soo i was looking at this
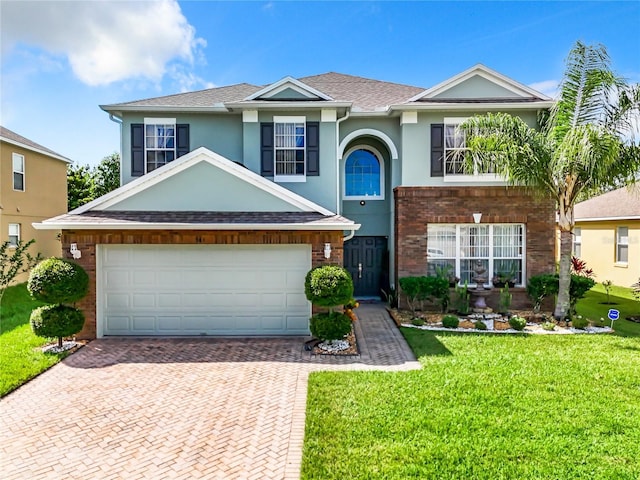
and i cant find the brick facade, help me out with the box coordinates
[61,229,344,340]
[394,186,556,310]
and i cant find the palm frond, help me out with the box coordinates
[549,41,618,142]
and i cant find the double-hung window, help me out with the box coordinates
[12,153,25,191]
[8,224,20,248]
[443,118,497,181]
[616,227,628,264]
[144,118,176,173]
[572,227,582,258]
[274,116,305,182]
[427,224,525,286]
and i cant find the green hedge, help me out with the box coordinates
[309,312,352,341]
[30,304,85,345]
[398,276,450,313]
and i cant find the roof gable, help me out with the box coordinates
[73,147,335,216]
[408,64,551,102]
[244,76,333,101]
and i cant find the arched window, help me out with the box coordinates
[344,148,384,199]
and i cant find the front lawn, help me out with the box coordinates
[576,283,640,337]
[302,330,640,479]
[0,283,72,397]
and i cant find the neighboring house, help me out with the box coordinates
[1,126,69,281]
[35,65,557,339]
[573,186,640,288]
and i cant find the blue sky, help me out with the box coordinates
[2,1,639,166]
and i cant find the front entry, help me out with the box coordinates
[344,236,388,297]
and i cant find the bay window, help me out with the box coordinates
[427,224,525,286]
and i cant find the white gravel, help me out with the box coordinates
[317,339,350,352]
[402,323,614,335]
[42,341,79,353]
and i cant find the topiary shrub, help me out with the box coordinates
[30,304,85,348]
[509,315,527,331]
[442,314,459,329]
[309,312,352,341]
[475,320,488,330]
[411,317,425,326]
[304,266,354,308]
[542,321,556,331]
[28,258,89,304]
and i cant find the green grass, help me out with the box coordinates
[302,330,640,479]
[576,284,640,337]
[0,283,72,397]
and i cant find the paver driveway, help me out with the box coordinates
[0,304,420,479]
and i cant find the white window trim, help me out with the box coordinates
[442,117,503,182]
[615,226,629,265]
[12,153,25,191]
[572,227,582,257]
[427,223,526,287]
[342,145,385,200]
[8,223,20,248]
[273,115,306,183]
[144,118,177,174]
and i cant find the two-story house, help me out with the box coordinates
[1,126,69,282]
[36,65,556,339]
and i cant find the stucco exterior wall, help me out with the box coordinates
[575,220,640,288]
[1,141,67,281]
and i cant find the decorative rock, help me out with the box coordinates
[317,339,350,352]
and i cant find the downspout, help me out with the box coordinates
[335,109,350,215]
[108,113,124,187]
[343,229,356,242]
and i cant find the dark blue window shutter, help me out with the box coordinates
[261,122,274,176]
[431,123,444,177]
[131,123,144,177]
[176,124,190,158]
[306,121,320,176]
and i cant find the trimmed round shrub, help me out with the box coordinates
[28,258,89,304]
[304,266,354,307]
[442,314,459,329]
[309,312,352,341]
[474,320,488,331]
[30,304,85,345]
[542,321,556,331]
[509,315,527,331]
[411,317,425,326]
[571,316,589,329]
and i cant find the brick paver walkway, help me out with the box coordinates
[0,303,420,479]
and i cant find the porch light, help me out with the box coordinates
[324,243,332,259]
[472,212,482,224]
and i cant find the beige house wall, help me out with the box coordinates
[1,141,67,282]
[576,219,640,288]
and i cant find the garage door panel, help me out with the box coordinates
[100,244,311,336]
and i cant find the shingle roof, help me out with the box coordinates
[574,185,640,220]
[41,211,356,228]
[105,83,261,108]
[0,125,70,162]
[299,72,425,111]
[102,73,425,112]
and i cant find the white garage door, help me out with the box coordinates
[98,244,311,336]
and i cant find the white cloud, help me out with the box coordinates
[1,0,205,86]
[528,80,560,99]
[168,65,216,93]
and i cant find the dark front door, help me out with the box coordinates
[344,236,388,297]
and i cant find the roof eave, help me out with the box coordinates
[224,101,352,110]
[575,216,640,222]
[0,137,72,163]
[99,105,231,114]
[390,101,555,111]
[33,221,361,231]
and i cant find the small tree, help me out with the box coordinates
[0,239,41,307]
[28,258,89,348]
[305,265,354,342]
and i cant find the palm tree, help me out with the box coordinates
[460,41,640,320]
